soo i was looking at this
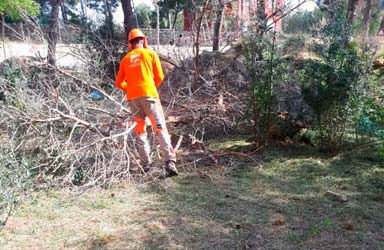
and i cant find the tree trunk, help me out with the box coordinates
[212,0,224,51]
[257,0,266,20]
[378,16,384,35]
[80,0,86,24]
[60,2,68,24]
[346,0,359,26]
[36,0,47,19]
[172,2,181,29]
[194,0,211,87]
[104,0,114,39]
[316,0,336,19]
[164,0,171,29]
[256,0,266,60]
[345,0,359,45]
[48,0,61,66]
[156,1,160,49]
[121,0,136,40]
[78,0,87,42]
[257,0,266,32]
[362,0,372,39]
[184,0,194,31]
[1,15,6,60]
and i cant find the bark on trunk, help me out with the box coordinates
[164,0,171,29]
[121,0,136,40]
[2,15,6,60]
[184,0,194,31]
[316,0,336,19]
[194,0,211,87]
[48,0,61,66]
[212,0,224,51]
[378,16,384,35]
[60,2,68,24]
[345,0,359,46]
[172,3,181,29]
[362,0,372,39]
[346,0,359,25]
[105,0,114,38]
[156,1,160,49]
[80,0,86,24]
[256,0,266,60]
[257,0,266,31]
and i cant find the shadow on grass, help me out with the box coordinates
[133,144,384,250]
[63,141,383,250]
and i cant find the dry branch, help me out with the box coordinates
[0,23,254,189]
[52,64,130,114]
[212,146,264,168]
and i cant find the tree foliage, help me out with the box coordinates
[283,10,323,34]
[87,0,119,14]
[136,3,152,29]
[158,0,185,29]
[300,5,370,151]
[0,0,40,19]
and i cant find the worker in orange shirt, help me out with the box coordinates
[115,28,177,176]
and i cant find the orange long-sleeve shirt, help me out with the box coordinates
[115,48,164,101]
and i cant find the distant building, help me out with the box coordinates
[237,0,284,31]
[183,0,284,32]
[381,0,384,9]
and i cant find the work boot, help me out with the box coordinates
[165,160,178,177]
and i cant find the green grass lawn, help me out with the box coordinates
[0,138,383,249]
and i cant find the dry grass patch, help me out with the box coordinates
[0,183,165,249]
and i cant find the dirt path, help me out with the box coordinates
[0,42,86,68]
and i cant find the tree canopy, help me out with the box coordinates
[0,0,40,20]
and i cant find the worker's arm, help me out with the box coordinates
[115,58,127,91]
[152,52,164,88]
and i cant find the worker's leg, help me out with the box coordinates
[133,117,151,167]
[148,114,176,163]
[148,100,177,176]
[140,98,176,163]
[130,99,152,168]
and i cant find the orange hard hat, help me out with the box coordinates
[128,28,146,42]
[128,28,148,50]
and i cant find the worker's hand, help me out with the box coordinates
[120,81,128,90]
[116,81,128,92]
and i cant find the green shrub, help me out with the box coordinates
[300,8,370,152]
[0,147,33,226]
[283,10,323,34]
[243,31,288,144]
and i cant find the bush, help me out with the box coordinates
[243,29,297,145]
[356,71,384,140]
[300,8,372,152]
[283,10,323,34]
[0,141,33,226]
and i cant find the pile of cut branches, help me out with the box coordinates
[0,57,139,188]
[0,45,252,190]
